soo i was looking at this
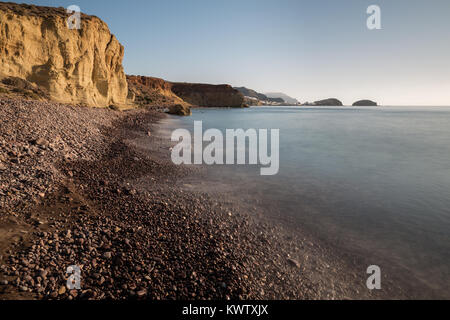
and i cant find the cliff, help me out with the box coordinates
[0,3,129,107]
[171,83,245,108]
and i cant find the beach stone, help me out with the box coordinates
[37,269,48,279]
[31,138,48,147]
[136,289,147,297]
[287,258,301,269]
[58,285,66,295]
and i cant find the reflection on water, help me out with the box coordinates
[163,106,450,297]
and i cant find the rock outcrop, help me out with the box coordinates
[171,83,245,108]
[353,100,378,106]
[1,76,50,101]
[0,3,129,107]
[167,104,192,116]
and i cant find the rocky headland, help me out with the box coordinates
[128,75,246,110]
[171,83,245,108]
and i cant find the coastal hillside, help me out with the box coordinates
[234,87,269,101]
[265,92,299,105]
[128,76,245,109]
[126,75,188,108]
[234,87,301,106]
[0,2,129,108]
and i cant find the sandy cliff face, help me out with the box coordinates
[0,3,128,107]
[171,83,244,108]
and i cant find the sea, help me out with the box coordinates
[161,105,450,298]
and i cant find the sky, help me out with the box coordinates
[9,0,450,105]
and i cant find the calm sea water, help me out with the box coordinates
[165,106,450,297]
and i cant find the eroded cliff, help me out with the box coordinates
[0,3,129,107]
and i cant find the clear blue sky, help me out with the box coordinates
[11,0,450,105]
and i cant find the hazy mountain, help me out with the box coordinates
[264,92,299,105]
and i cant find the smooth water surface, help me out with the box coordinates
[165,106,450,296]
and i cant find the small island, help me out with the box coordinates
[352,100,378,106]
[302,98,343,106]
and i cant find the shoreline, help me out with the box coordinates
[0,98,434,300]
